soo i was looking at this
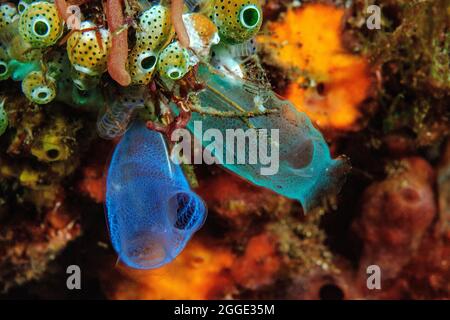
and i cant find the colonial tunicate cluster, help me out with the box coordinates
[0,0,349,270]
[0,0,263,104]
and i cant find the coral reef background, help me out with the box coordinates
[0,0,449,299]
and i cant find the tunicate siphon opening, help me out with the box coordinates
[168,191,205,231]
[240,5,260,28]
[169,70,181,80]
[141,55,157,71]
[0,63,7,76]
[38,91,48,99]
[46,148,60,160]
[18,2,27,13]
[316,82,325,96]
[34,20,50,37]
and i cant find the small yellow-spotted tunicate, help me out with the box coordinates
[0,44,10,80]
[0,2,18,31]
[128,4,174,85]
[19,1,63,48]
[67,21,111,76]
[136,5,174,51]
[128,48,159,85]
[0,61,8,80]
[31,133,72,162]
[158,41,192,80]
[22,70,57,104]
[210,0,262,44]
[0,2,19,43]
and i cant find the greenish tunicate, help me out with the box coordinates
[0,2,18,43]
[8,59,40,81]
[158,41,193,80]
[0,99,8,136]
[21,70,57,104]
[0,44,10,80]
[210,0,262,44]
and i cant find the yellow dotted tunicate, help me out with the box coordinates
[67,21,111,76]
[158,41,192,80]
[22,70,56,104]
[129,48,159,85]
[0,44,10,80]
[0,2,18,44]
[0,3,18,31]
[137,5,173,51]
[19,1,63,48]
[31,133,71,162]
[211,0,262,44]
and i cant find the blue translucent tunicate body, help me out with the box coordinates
[106,121,207,269]
[187,65,349,212]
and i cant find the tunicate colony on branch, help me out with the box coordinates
[0,0,350,269]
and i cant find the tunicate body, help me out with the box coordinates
[106,121,207,269]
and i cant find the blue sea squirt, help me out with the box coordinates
[186,65,350,212]
[106,121,207,269]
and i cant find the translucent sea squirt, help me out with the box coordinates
[106,121,207,269]
[188,65,350,212]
